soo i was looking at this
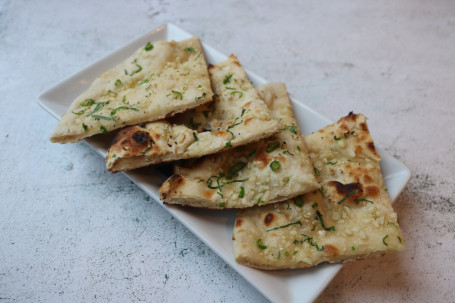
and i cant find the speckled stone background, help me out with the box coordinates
[1,0,454,302]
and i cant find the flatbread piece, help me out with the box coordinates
[159,82,319,209]
[50,36,213,143]
[233,113,406,269]
[106,55,280,172]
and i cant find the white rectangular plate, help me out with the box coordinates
[38,23,411,303]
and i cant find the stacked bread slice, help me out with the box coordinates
[50,36,405,270]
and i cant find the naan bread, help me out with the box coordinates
[159,83,319,209]
[106,55,280,172]
[50,36,213,143]
[233,113,406,269]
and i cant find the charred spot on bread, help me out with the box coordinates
[132,131,149,144]
[235,219,243,227]
[264,213,275,226]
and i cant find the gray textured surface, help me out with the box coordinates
[1,0,454,302]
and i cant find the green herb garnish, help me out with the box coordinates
[351,246,355,251]
[225,141,232,148]
[334,135,345,140]
[238,186,245,198]
[266,142,280,153]
[397,236,402,243]
[110,106,139,117]
[294,234,324,251]
[223,73,233,84]
[219,202,225,208]
[227,161,246,179]
[230,91,243,98]
[186,47,195,52]
[82,123,88,131]
[130,63,142,76]
[193,132,199,141]
[141,140,155,155]
[282,125,298,134]
[315,210,335,231]
[266,221,302,232]
[171,90,183,100]
[114,79,122,87]
[72,109,86,115]
[257,198,265,205]
[270,160,281,171]
[100,125,108,134]
[91,115,112,121]
[207,174,248,199]
[145,42,153,51]
[337,190,359,204]
[311,202,318,209]
[383,235,389,246]
[80,99,95,106]
[354,196,373,205]
[327,161,338,165]
[197,179,204,183]
[314,167,321,176]
[257,239,267,250]
[293,196,303,207]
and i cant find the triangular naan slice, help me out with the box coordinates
[105,55,280,172]
[158,83,319,209]
[233,113,406,269]
[50,36,213,143]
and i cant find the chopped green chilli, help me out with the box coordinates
[270,160,281,171]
